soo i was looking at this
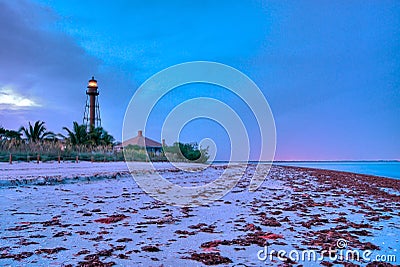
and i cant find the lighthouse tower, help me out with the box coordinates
[83,76,101,130]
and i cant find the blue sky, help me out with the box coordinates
[0,0,399,160]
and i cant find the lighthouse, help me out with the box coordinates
[83,76,101,130]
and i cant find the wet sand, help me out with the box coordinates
[0,163,399,266]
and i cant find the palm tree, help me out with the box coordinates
[19,121,55,142]
[63,121,88,145]
[100,129,115,146]
[6,130,22,140]
[87,126,102,146]
[88,127,115,146]
[63,122,115,148]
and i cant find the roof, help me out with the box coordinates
[122,130,162,148]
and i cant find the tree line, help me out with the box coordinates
[0,120,117,162]
[1,121,209,163]
[0,120,115,146]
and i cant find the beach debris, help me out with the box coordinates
[320,261,334,267]
[301,217,329,229]
[117,253,129,259]
[141,245,161,252]
[94,214,128,224]
[188,223,217,233]
[183,252,232,265]
[175,230,196,236]
[53,231,72,238]
[0,251,33,260]
[258,233,283,240]
[260,217,282,227]
[78,257,115,267]
[244,223,261,231]
[137,214,177,225]
[75,249,90,256]
[34,247,67,254]
[18,239,39,246]
[76,249,116,267]
[42,216,62,227]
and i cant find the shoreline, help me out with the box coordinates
[282,164,400,185]
[274,161,400,180]
[1,161,400,188]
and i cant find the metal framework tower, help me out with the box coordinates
[83,76,101,130]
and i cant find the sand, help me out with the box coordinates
[0,161,206,186]
[0,162,399,266]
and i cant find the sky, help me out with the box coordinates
[0,0,399,160]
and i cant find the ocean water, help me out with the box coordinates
[274,161,400,180]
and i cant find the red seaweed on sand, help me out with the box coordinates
[94,214,128,224]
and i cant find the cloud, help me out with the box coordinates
[0,87,40,109]
[0,0,106,132]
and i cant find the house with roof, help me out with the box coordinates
[121,130,164,155]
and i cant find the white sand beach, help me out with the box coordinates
[0,161,206,186]
[0,162,399,266]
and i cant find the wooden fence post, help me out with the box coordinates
[37,154,40,164]
[58,155,61,164]
[9,153,12,164]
